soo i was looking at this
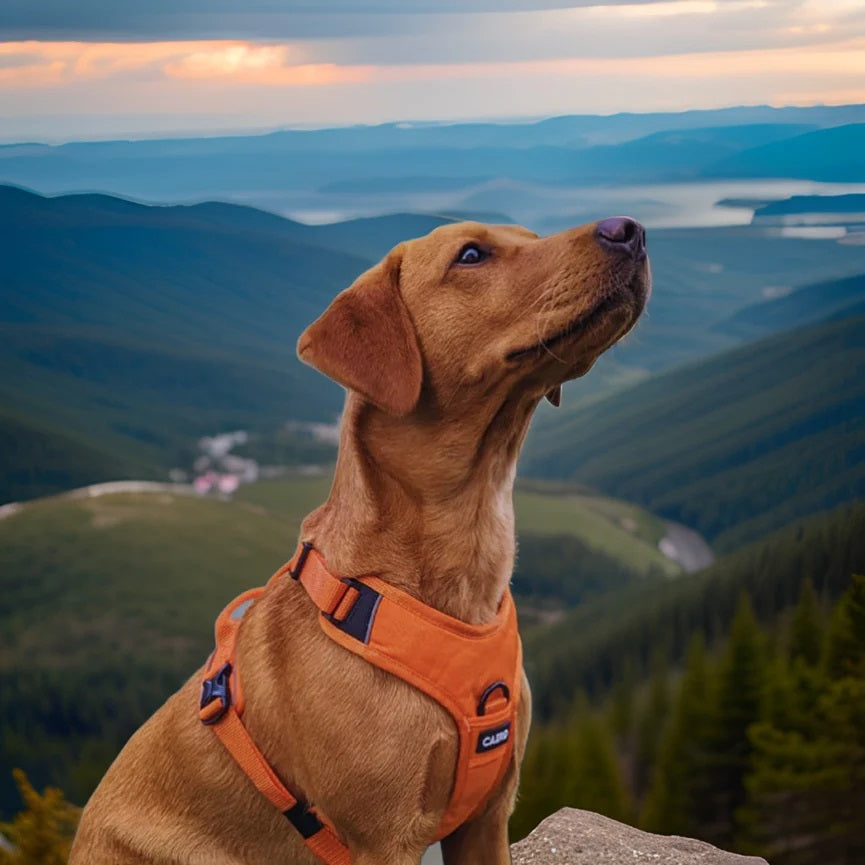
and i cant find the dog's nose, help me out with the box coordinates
[596,216,646,259]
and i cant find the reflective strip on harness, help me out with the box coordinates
[200,542,522,864]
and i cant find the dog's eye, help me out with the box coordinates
[455,244,489,266]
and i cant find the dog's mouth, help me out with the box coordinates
[506,291,631,363]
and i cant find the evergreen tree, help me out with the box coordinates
[824,574,865,680]
[511,726,568,841]
[608,660,636,742]
[633,647,670,797]
[743,575,865,864]
[744,676,865,864]
[562,717,632,824]
[789,578,822,667]
[641,633,715,836]
[0,770,80,865]
[704,592,765,846]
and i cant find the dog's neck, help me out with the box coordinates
[300,391,540,625]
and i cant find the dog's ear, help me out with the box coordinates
[297,249,423,416]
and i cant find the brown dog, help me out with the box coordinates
[70,217,649,864]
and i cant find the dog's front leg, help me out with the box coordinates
[439,769,516,865]
[439,801,513,865]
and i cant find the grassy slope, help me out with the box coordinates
[0,490,295,811]
[1,478,676,674]
[523,313,865,550]
[0,492,293,672]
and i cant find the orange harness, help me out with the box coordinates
[199,542,522,864]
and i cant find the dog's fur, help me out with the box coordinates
[70,220,649,865]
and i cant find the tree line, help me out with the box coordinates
[513,574,865,864]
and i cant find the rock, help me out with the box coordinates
[510,809,768,865]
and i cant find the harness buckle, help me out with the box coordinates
[324,578,382,644]
[200,662,232,725]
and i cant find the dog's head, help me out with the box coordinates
[298,218,650,417]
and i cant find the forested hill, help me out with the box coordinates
[513,502,865,863]
[514,566,865,864]
[0,185,455,502]
[525,501,865,719]
[522,312,865,550]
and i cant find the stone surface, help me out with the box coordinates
[510,809,768,865]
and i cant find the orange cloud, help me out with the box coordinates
[1,35,865,93]
[0,40,371,88]
[364,37,865,82]
[165,44,370,85]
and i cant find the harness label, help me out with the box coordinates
[476,721,511,754]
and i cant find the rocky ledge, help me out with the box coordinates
[511,809,768,865]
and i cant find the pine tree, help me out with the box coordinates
[562,716,632,824]
[641,632,716,836]
[743,575,865,864]
[633,647,670,798]
[704,592,765,847]
[825,574,865,680]
[789,578,822,667]
[511,726,568,840]
[608,660,636,742]
[0,770,80,865]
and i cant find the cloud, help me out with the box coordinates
[2,33,864,97]
[1,0,864,140]
[6,0,855,68]
[0,0,758,41]
[295,0,865,67]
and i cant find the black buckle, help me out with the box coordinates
[324,578,382,644]
[289,541,314,580]
[477,681,510,716]
[200,662,232,725]
[284,801,324,839]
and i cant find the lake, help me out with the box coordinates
[233,179,865,232]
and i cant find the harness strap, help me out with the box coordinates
[199,582,351,865]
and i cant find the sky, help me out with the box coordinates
[1,0,864,142]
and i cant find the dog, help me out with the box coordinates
[69,216,649,865]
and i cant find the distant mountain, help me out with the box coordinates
[713,273,865,339]
[546,123,818,183]
[706,124,865,182]
[753,194,865,218]
[1,104,863,205]
[522,312,865,550]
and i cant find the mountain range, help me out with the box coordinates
[2,105,864,210]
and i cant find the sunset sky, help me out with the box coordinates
[1,0,864,142]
